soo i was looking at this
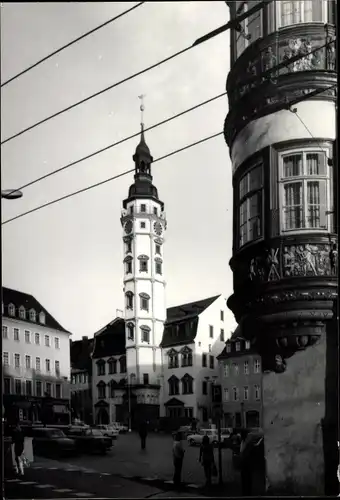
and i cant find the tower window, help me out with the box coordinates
[129,206,134,214]
[280,149,331,233]
[126,260,132,274]
[127,322,134,340]
[220,328,225,341]
[209,325,214,338]
[126,291,134,309]
[155,244,161,255]
[155,262,162,275]
[140,260,148,272]
[220,310,224,321]
[140,222,146,229]
[126,240,132,253]
[140,325,151,343]
[143,373,149,385]
[238,163,263,248]
[153,207,158,215]
[139,292,150,311]
[141,204,146,213]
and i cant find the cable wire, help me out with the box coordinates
[2,132,224,226]
[1,2,145,88]
[5,91,227,198]
[1,44,201,146]
[292,109,331,157]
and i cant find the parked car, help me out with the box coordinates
[175,425,192,438]
[65,427,112,455]
[31,427,76,457]
[187,428,232,447]
[95,425,119,439]
[112,422,128,434]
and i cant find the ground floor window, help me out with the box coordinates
[184,407,193,419]
[167,407,182,418]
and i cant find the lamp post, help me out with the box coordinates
[205,375,223,486]
[1,189,23,199]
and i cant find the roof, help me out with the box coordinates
[92,318,126,358]
[71,337,94,372]
[161,295,221,348]
[2,287,70,334]
[217,335,258,360]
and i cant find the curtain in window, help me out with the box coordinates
[307,181,322,227]
[281,1,303,26]
[306,152,325,175]
[284,183,302,229]
[283,154,302,177]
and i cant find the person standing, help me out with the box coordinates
[199,435,215,487]
[173,432,185,488]
[12,423,25,476]
[139,420,148,450]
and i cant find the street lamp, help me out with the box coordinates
[1,189,23,200]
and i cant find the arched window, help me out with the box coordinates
[109,379,117,398]
[119,356,127,373]
[29,309,36,322]
[96,359,106,376]
[181,347,193,367]
[140,325,151,343]
[19,306,26,320]
[107,358,117,375]
[39,311,46,324]
[155,256,163,275]
[126,291,134,310]
[8,303,15,316]
[126,322,135,340]
[168,376,179,396]
[139,293,150,312]
[138,254,149,273]
[181,374,193,395]
[97,381,106,399]
[124,255,133,274]
[168,349,179,368]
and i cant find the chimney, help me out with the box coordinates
[116,309,124,318]
[82,336,88,341]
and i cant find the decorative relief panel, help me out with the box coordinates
[233,242,337,288]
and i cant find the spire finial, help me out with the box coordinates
[138,94,145,131]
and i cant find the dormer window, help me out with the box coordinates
[226,343,231,353]
[39,311,46,324]
[8,304,15,316]
[140,325,151,343]
[127,322,135,340]
[29,309,36,322]
[19,306,26,320]
[126,291,134,310]
[139,293,150,312]
[236,341,241,352]
[245,340,250,350]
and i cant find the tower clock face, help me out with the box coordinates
[124,220,133,234]
[153,221,163,236]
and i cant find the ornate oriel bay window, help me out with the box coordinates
[276,0,329,28]
[279,148,332,232]
[238,163,264,248]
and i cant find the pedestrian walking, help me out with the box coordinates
[139,420,148,450]
[173,432,185,488]
[199,435,216,487]
[12,423,25,476]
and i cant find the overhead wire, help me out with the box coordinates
[5,91,228,197]
[0,2,145,88]
[2,131,224,226]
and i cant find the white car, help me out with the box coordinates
[95,425,119,439]
[111,422,128,434]
[187,429,232,447]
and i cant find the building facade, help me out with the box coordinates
[2,287,71,425]
[217,335,262,428]
[70,336,94,424]
[161,295,230,426]
[224,0,337,495]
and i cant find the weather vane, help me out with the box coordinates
[138,94,145,125]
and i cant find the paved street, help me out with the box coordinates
[4,432,241,498]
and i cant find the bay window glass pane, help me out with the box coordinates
[283,154,302,177]
[239,176,248,199]
[248,192,262,240]
[284,182,303,229]
[306,152,325,175]
[249,165,262,191]
[247,1,262,42]
[307,180,327,228]
[236,2,247,57]
[304,0,314,21]
[281,1,303,27]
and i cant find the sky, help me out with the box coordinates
[1,1,237,339]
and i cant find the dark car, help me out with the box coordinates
[32,427,76,457]
[65,427,112,455]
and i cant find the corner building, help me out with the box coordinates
[225,1,337,495]
[120,124,167,423]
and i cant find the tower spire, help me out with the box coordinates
[133,94,153,174]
